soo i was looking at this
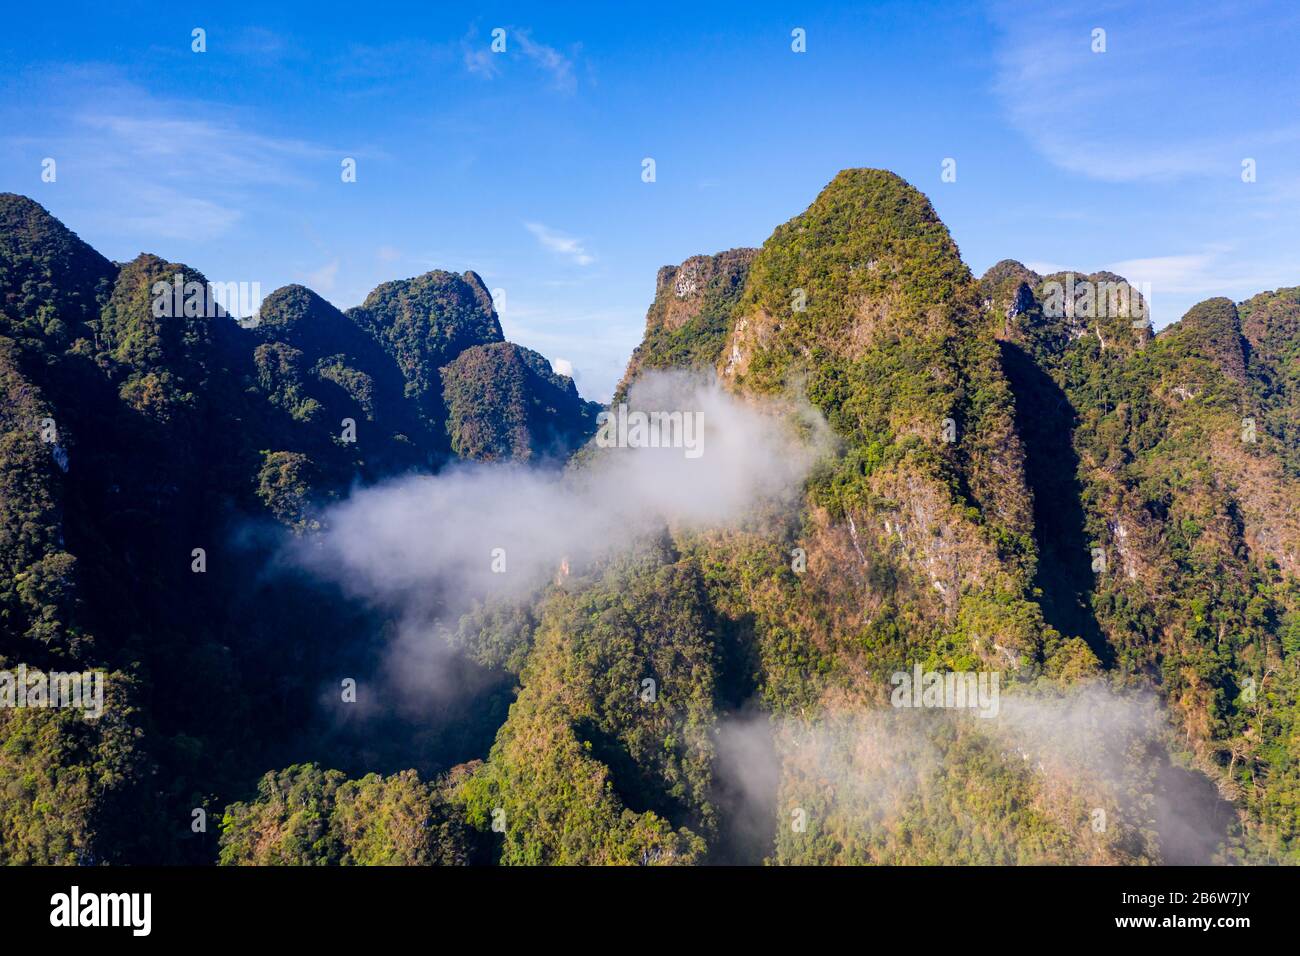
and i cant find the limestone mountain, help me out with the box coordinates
[442,341,600,462]
[616,248,756,400]
[346,270,504,440]
[2,169,1298,866]
[984,263,1300,858]
[0,193,595,864]
[459,170,1119,866]
[457,169,1297,865]
[1239,286,1300,477]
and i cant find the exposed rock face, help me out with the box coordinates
[615,248,755,400]
[3,171,1300,865]
[719,168,1036,633]
[980,256,1300,857]
[656,250,756,331]
[982,262,1153,359]
[721,169,976,385]
[490,168,1297,865]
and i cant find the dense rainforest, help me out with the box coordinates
[1,169,1297,865]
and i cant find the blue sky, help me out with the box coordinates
[3,0,1300,400]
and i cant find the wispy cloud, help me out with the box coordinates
[1104,251,1222,295]
[989,0,1300,182]
[462,26,578,92]
[462,32,499,79]
[302,258,341,293]
[117,188,243,241]
[1007,248,1297,328]
[515,30,577,92]
[525,221,595,266]
[0,67,340,242]
[1106,247,1294,301]
[76,112,327,188]
[1072,245,1298,326]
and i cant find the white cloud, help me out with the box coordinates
[990,0,1300,182]
[462,43,499,79]
[1103,252,1221,294]
[1098,246,1298,328]
[551,357,574,378]
[525,221,595,266]
[76,112,328,189]
[1000,248,1298,330]
[291,371,828,616]
[116,187,242,241]
[0,67,339,242]
[302,259,341,293]
[461,27,577,92]
[515,30,577,92]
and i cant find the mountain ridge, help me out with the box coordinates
[2,172,1299,864]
